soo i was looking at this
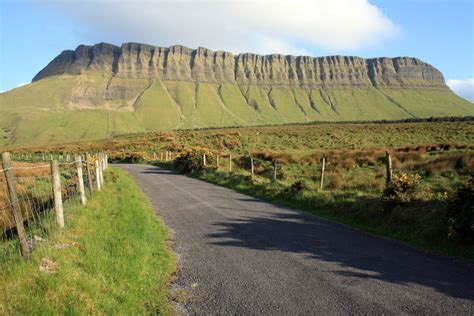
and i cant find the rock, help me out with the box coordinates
[39,258,59,274]
[32,42,446,89]
[55,243,70,249]
[27,235,45,250]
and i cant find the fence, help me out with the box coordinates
[0,152,108,261]
[139,149,395,190]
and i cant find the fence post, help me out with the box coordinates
[203,153,207,166]
[160,152,163,161]
[99,155,105,186]
[51,160,64,228]
[75,155,87,205]
[153,152,156,161]
[216,154,219,169]
[386,151,393,187]
[251,157,255,178]
[85,153,93,193]
[2,152,29,258]
[229,153,232,172]
[320,158,325,190]
[95,160,101,191]
[101,153,106,171]
[273,160,277,181]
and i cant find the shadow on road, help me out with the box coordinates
[206,212,474,300]
[123,164,474,301]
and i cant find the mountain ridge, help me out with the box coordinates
[1,42,473,147]
[33,42,445,89]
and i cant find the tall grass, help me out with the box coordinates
[0,168,176,315]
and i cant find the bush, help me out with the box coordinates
[174,151,205,173]
[114,153,146,164]
[381,173,421,213]
[446,178,474,243]
[328,172,342,189]
[282,180,308,197]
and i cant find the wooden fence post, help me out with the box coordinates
[386,151,393,187]
[320,158,325,190]
[75,155,87,205]
[273,160,277,181]
[51,160,64,228]
[99,155,105,186]
[251,157,254,178]
[95,160,101,191]
[216,154,219,169]
[2,152,29,257]
[153,152,156,161]
[85,153,93,193]
[229,153,232,172]
[203,153,207,166]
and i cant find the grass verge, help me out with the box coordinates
[0,167,176,315]
[156,161,474,263]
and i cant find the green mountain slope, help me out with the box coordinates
[1,42,473,147]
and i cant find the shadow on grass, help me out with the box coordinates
[205,211,474,300]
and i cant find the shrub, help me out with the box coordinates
[328,172,342,189]
[174,151,205,173]
[446,178,474,243]
[113,152,146,164]
[381,173,422,213]
[282,180,308,197]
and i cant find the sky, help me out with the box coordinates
[0,0,473,101]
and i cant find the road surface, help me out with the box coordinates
[117,164,474,315]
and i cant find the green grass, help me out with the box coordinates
[2,71,472,147]
[0,168,176,315]
[158,160,474,262]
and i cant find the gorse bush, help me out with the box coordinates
[381,173,422,213]
[446,177,474,243]
[174,151,205,173]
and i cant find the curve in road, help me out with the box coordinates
[117,164,474,315]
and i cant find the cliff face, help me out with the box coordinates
[2,42,472,146]
[33,42,446,88]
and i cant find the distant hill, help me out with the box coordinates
[1,42,473,146]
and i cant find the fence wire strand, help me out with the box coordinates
[1,155,104,266]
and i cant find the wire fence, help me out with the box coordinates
[0,152,108,264]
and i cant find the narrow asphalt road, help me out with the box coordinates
[117,164,474,315]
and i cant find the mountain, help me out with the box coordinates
[1,42,473,146]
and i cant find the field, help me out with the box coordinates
[0,168,175,314]
[5,120,474,260]
[1,71,473,147]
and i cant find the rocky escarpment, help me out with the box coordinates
[33,42,446,88]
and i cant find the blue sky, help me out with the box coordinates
[0,0,473,101]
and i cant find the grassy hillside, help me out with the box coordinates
[1,72,473,147]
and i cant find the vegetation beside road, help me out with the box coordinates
[5,120,474,262]
[0,168,175,315]
[159,145,474,262]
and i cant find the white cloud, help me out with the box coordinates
[35,0,400,56]
[447,78,474,102]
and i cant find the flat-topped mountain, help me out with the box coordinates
[0,42,473,146]
[34,42,444,88]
